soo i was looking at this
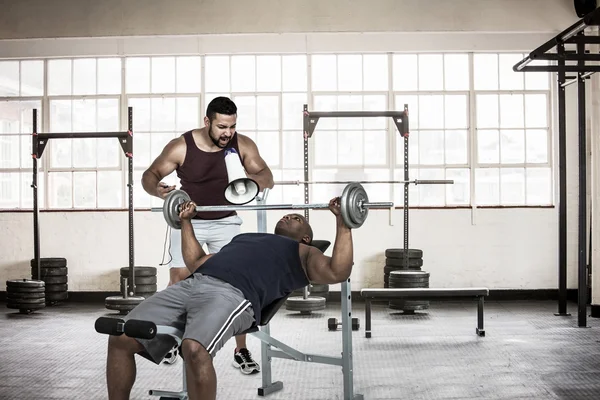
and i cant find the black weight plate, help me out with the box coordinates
[31,267,68,277]
[30,258,67,268]
[121,283,157,293]
[389,300,430,311]
[285,296,326,312]
[384,265,422,275]
[385,249,423,259]
[135,291,155,298]
[6,279,44,289]
[45,283,68,292]
[119,266,157,277]
[41,276,68,285]
[7,286,45,294]
[6,291,45,300]
[386,257,423,267]
[390,270,430,278]
[105,295,145,311]
[46,292,68,301]
[6,297,46,305]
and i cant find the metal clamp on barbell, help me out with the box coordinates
[152,183,393,230]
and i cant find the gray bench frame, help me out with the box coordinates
[360,287,489,338]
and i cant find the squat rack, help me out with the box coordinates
[30,107,136,295]
[513,7,600,328]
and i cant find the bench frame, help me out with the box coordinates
[360,287,489,338]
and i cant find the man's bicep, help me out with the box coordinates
[240,136,269,174]
[147,139,181,177]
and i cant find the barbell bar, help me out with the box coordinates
[153,182,393,230]
[274,179,454,185]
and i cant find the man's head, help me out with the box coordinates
[274,213,313,245]
[204,96,237,148]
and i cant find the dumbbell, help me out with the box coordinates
[328,317,360,331]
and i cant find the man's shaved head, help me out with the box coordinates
[274,213,313,244]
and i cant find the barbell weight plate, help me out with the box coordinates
[285,296,327,312]
[385,248,423,259]
[105,295,145,313]
[163,190,190,230]
[386,258,424,268]
[6,279,45,289]
[30,258,67,268]
[46,292,69,302]
[31,267,68,277]
[340,183,369,229]
[45,283,68,292]
[119,266,157,277]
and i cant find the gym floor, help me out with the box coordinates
[1,299,599,400]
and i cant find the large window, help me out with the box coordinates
[0,52,552,210]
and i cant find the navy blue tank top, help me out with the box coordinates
[196,232,309,325]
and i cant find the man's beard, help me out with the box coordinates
[208,123,230,148]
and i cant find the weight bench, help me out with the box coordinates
[360,287,489,338]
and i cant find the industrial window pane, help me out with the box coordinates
[20,100,42,135]
[311,55,337,91]
[312,95,337,130]
[205,56,230,92]
[419,95,444,129]
[73,58,97,95]
[134,133,151,169]
[97,98,120,132]
[525,69,550,90]
[20,135,32,169]
[393,168,419,206]
[363,95,387,130]
[128,98,150,132]
[337,95,362,130]
[176,56,201,93]
[337,130,363,166]
[48,172,72,208]
[21,61,44,96]
[21,171,44,208]
[73,171,97,208]
[445,130,468,165]
[499,94,524,128]
[395,94,418,130]
[48,59,72,95]
[257,55,281,92]
[73,138,97,168]
[256,131,280,166]
[282,131,303,169]
[49,100,72,168]
[418,54,443,91]
[314,131,337,166]
[282,93,306,130]
[126,57,150,94]
[500,129,525,164]
[0,101,21,134]
[392,54,418,91]
[72,99,97,132]
[256,95,279,131]
[477,129,500,164]
[526,129,548,163]
[280,169,304,203]
[473,54,498,90]
[475,168,499,205]
[476,94,499,129]
[526,167,552,205]
[0,61,19,96]
[98,170,123,208]
[97,135,121,168]
[133,170,151,208]
[151,132,175,160]
[363,54,388,91]
[419,168,445,206]
[0,172,20,208]
[152,57,176,94]
[337,55,362,91]
[231,55,256,92]
[233,95,256,131]
[418,130,445,165]
[500,168,525,205]
[499,54,524,90]
[525,94,547,128]
[444,54,469,91]
[0,136,19,167]
[176,97,200,132]
[364,130,388,166]
[151,98,176,132]
[282,55,307,92]
[395,130,418,166]
[98,58,122,95]
[444,95,468,129]
[446,168,470,205]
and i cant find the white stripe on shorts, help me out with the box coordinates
[206,299,251,354]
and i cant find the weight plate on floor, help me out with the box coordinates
[6,291,45,300]
[119,266,157,277]
[7,297,46,305]
[385,248,423,259]
[121,283,158,294]
[46,291,68,302]
[386,257,423,268]
[31,267,68,277]
[45,283,68,292]
[7,302,46,313]
[30,258,67,268]
[105,295,145,314]
[285,296,326,313]
[6,279,45,289]
[41,276,68,285]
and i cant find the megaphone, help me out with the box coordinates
[224,148,259,205]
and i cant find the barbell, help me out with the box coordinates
[153,182,393,230]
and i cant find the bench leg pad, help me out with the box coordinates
[476,328,485,337]
[258,381,283,397]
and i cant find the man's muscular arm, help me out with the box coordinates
[238,134,275,191]
[303,198,354,284]
[141,137,185,199]
[179,201,213,273]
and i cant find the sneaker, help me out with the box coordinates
[162,345,180,365]
[232,348,260,375]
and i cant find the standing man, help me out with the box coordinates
[142,96,274,375]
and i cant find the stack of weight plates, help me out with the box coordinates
[30,257,68,305]
[291,284,329,300]
[388,270,430,313]
[384,248,423,287]
[5,279,46,314]
[119,266,158,298]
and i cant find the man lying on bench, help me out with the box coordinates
[104,197,354,400]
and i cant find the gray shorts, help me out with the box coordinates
[124,273,255,364]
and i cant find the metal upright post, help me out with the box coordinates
[402,104,410,267]
[127,106,135,296]
[32,109,40,282]
[340,278,362,400]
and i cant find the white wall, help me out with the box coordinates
[0,0,592,293]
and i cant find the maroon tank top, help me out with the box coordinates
[176,130,240,220]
